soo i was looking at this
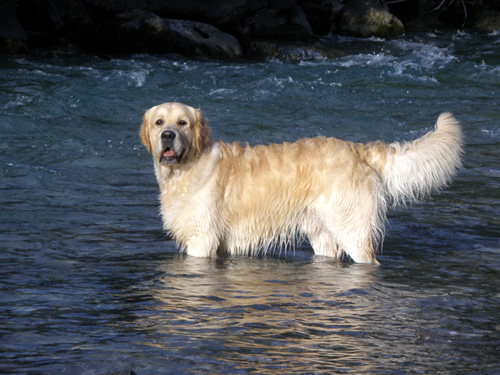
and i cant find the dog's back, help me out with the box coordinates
[215,113,463,263]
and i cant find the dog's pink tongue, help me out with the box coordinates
[163,149,175,157]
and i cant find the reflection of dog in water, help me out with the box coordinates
[147,257,379,369]
[153,257,375,313]
[140,102,463,263]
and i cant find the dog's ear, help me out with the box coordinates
[193,109,211,155]
[139,110,152,153]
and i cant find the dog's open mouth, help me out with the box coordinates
[160,147,184,164]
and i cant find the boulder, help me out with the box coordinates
[405,10,454,31]
[472,9,500,31]
[6,0,313,55]
[97,10,242,58]
[148,0,265,28]
[249,39,344,60]
[84,0,312,41]
[5,0,93,52]
[402,0,457,31]
[337,0,405,38]
[298,0,344,35]
[386,0,418,23]
[241,3,314,41]
[162,18,243,58]
[82,0,260,27]
[17,0,93,38]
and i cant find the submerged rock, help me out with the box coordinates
[249,39,344,61]
[337,0,405,38]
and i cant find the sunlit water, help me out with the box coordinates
[1,31,499,374]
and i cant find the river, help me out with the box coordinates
[1,30,499,374]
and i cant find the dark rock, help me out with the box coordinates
[94,0,314,40]
[337,0,405,38]
[148,0,265,28]
[86,0,313,41]
[82,0,256,22]
[472,9,500,32]
[18,0,93,33]
[25,31,78,52]
[403,0,454,31]
[249,39,344,60]
[80,1,313,54]
[2,0,489,56]
[406,0,500,30]
[96,9,242,58]
[14,0,93,51]
[387,0,419,23]
[162,18,243,58]
[7,0,314,55]
[0,1,28,53]
[298,0,344,35]
[241,3,313,41]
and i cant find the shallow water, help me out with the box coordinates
[1,31,499,374]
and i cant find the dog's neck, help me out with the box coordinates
[154,141,222,196]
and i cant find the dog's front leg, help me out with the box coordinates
[183,234,220,257]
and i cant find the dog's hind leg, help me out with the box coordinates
[312,186,384,264]
[335,230,379,264]
[326,200,382,265]
[302,210,343,259]
[306,218,378,263]
[308,230,343,259]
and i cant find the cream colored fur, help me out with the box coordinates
[140,103,463,264]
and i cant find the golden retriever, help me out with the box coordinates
[140,102,463,264]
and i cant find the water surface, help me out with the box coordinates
[1,31,499,374]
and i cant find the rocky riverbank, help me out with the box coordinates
[2,0,500,58]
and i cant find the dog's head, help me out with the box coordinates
[140,102,211,165]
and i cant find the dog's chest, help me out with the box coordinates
[159,172,220,231]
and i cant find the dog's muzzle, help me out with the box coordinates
[159,130,184,164]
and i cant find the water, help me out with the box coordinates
[1,30,499,374]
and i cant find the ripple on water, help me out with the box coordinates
[0,30,499,374]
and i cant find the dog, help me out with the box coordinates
[140,102,463,264]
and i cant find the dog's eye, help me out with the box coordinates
[155,119,164,126]
[178,120,187,126]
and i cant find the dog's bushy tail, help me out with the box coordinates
[370,113,463,206]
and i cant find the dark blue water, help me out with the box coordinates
[1,31,499,374]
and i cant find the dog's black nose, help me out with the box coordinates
[161,130,176,141]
